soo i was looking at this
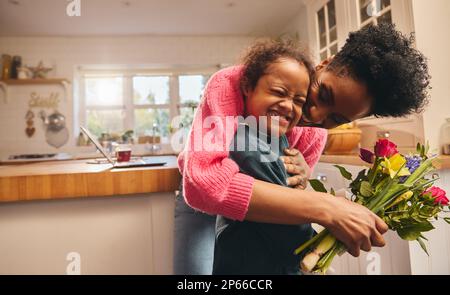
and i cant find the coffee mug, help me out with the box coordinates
[116,146,132,162]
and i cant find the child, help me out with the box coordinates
[212,39,316,275]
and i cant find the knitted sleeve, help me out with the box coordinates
[177,66,254,221]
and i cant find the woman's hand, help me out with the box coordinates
[247,180,388,257]
[280,148,310,190]
[319,195,389,257]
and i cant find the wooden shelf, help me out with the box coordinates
[0,79,70,103]
[0,78,70,85]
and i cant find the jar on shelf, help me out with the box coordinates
[442,118,450,155]
[1,54,12,80]
[10,56,22,79]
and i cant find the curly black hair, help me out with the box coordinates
[240,38,314,91]
[328,23,430,117]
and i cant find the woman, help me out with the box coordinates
[174,24,430,275]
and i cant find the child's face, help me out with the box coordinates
[243,58,310,137]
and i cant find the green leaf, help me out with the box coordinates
[333,165,353,180]
[360,181,374,197]
[398,229,421,241]
[419,234,428,241]
[397,221,435,241]
[444,217,450,225]
[330,187,336,196]
[417,237,429,256]
[309,179,328,193]
[416,142,421,153]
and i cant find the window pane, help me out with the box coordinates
[317,8,326,49]
[327,0,336,29]
[359,0,372,23]
[381,0,391,10]
[377,10,392,24]
[330,44,338,56]
[360,0,391,24]
[87,110,124,138]
[179,106,198,131]
[329,26,337,43]
[134,108,170,140]
[328,0,337,43]
[85,77,123,106]
[179,75,208,104]
[133,76,170,105]
[320,50,328,61]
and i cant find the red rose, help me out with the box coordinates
[374,139,398,158]
[359,148,375,164]
[424,186,449,206]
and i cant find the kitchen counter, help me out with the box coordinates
[319,154,450,170]
[0,156,181,203]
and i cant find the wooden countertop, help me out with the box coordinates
[319,154,450,170]
[0,156,181,203]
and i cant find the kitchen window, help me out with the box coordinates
[316,0,338,61]
[78,68,214,143]
[358,0,392,28]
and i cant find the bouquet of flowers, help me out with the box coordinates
[295,139,449,274]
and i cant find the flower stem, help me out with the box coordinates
[294,229,328,255]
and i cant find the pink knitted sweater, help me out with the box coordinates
[177,66,327,221]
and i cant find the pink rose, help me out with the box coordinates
[374,139,398,158]
[423,186,449,206]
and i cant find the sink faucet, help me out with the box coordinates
[147,123,161,155]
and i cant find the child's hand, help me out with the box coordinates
[280,148,310,190]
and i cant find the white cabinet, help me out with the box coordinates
[408,169,450,274]
[310,162,411,275]
[0,193,175,275]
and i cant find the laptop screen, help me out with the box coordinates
[80,126,114,165]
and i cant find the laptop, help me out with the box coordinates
[80,126,167,168]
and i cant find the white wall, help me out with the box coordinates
[411,0,450,153]
[0,36,254,158]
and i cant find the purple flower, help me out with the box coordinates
[405,155,422,173]
[359,148,375,164]
[399,155,422,183]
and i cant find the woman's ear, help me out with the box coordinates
[315,56,334,71]
[240,80,250,98]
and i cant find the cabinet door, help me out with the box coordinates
[357,115,425,153]
[310,163,411,274]
[0,193,175,274]
[408,169,450,274]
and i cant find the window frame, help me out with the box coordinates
[76,66,217,143]
[315,0,339,61]
[357,0,392,28]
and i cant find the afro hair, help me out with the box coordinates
[328,23,431,117]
